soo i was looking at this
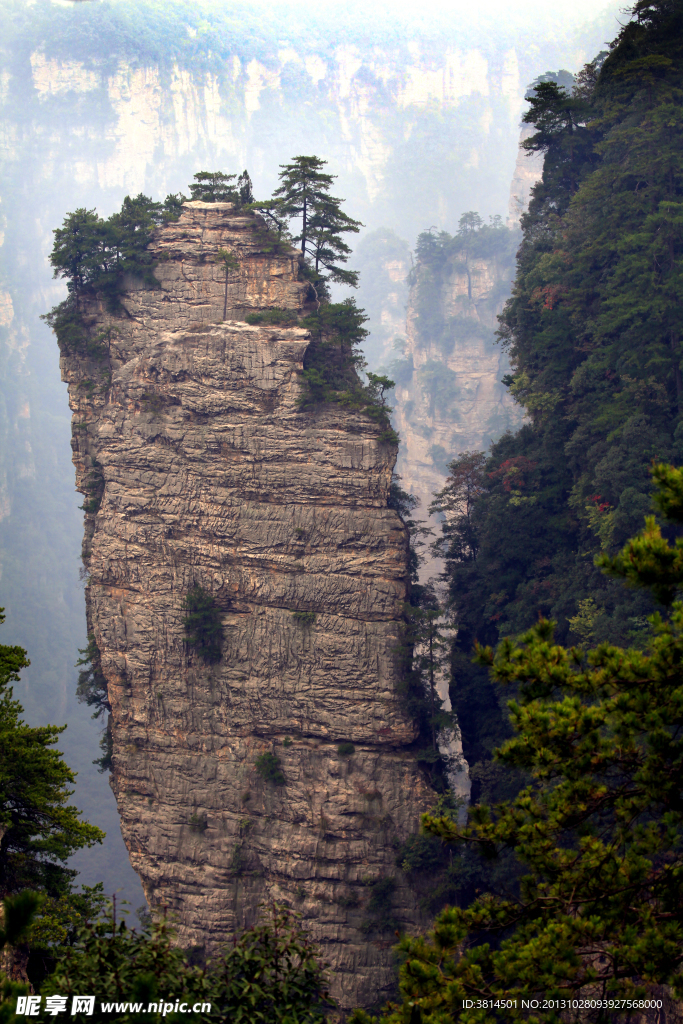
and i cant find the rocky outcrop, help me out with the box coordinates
[59,202,435,1011]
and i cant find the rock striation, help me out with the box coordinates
[59,202,435,1010]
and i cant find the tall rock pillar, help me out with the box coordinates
[59,202,434,1010]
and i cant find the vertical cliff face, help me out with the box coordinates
[59,202,434,1010]
[392,234,524,526]
[506,124,545,228]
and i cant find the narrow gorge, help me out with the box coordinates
[59,201,437,1010]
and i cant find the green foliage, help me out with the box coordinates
[213,247,241,320]
[298,300,397,439]
[391,795,504,916]
[298,300,367,405]
[78,461,104,515]
[271,155,362,289]
[360,877,397,936]
[42,192,184,354]
[188,170,254,207]
[211,904,333,1023]
[394,832,445,877]
[254,752,285,786]
[0,892,41,1024]
[0,616,107,1005]
[25,885,109,992]
[39,899,332,1023]
[93,721,113,775]
[28,883,107,949]
[214,248,240,275]
[75,634,111,774]
[182,586,222,666]
[336,742,355,757]
[395,583,456,787]
[357,461,683,1022]
[292,611,316,626]
[188,813,208,834]
[40,904,212,1023]
[437,0,683,807]
[0,892,42,950]
[40,299,94,359]
[411,218,517,349]
[244,308,299,326]
[48,194,182,307]
[0,609,104,899]
[188,171,235,203]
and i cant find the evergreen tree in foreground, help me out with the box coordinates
[0,610,105,990]
[352,462,683,1023]
[0,610,104,900]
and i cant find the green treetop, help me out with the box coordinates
[188,169,254,206]
[188,171,237,203]
[48,193,184,314]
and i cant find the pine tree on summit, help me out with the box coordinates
[271,155,362,291]
[188,170,239,203]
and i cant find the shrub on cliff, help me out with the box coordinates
[245,308,299,326]
[254,752,285,785]
[75,633,112,775]
[182,586,222,665]
[298,299,398,440]
[352,463,683,1022]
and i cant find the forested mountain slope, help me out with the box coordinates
[435,0,683,802]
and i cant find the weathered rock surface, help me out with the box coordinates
[60,202,435,1011]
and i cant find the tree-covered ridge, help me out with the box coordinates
[435,0,683,804]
